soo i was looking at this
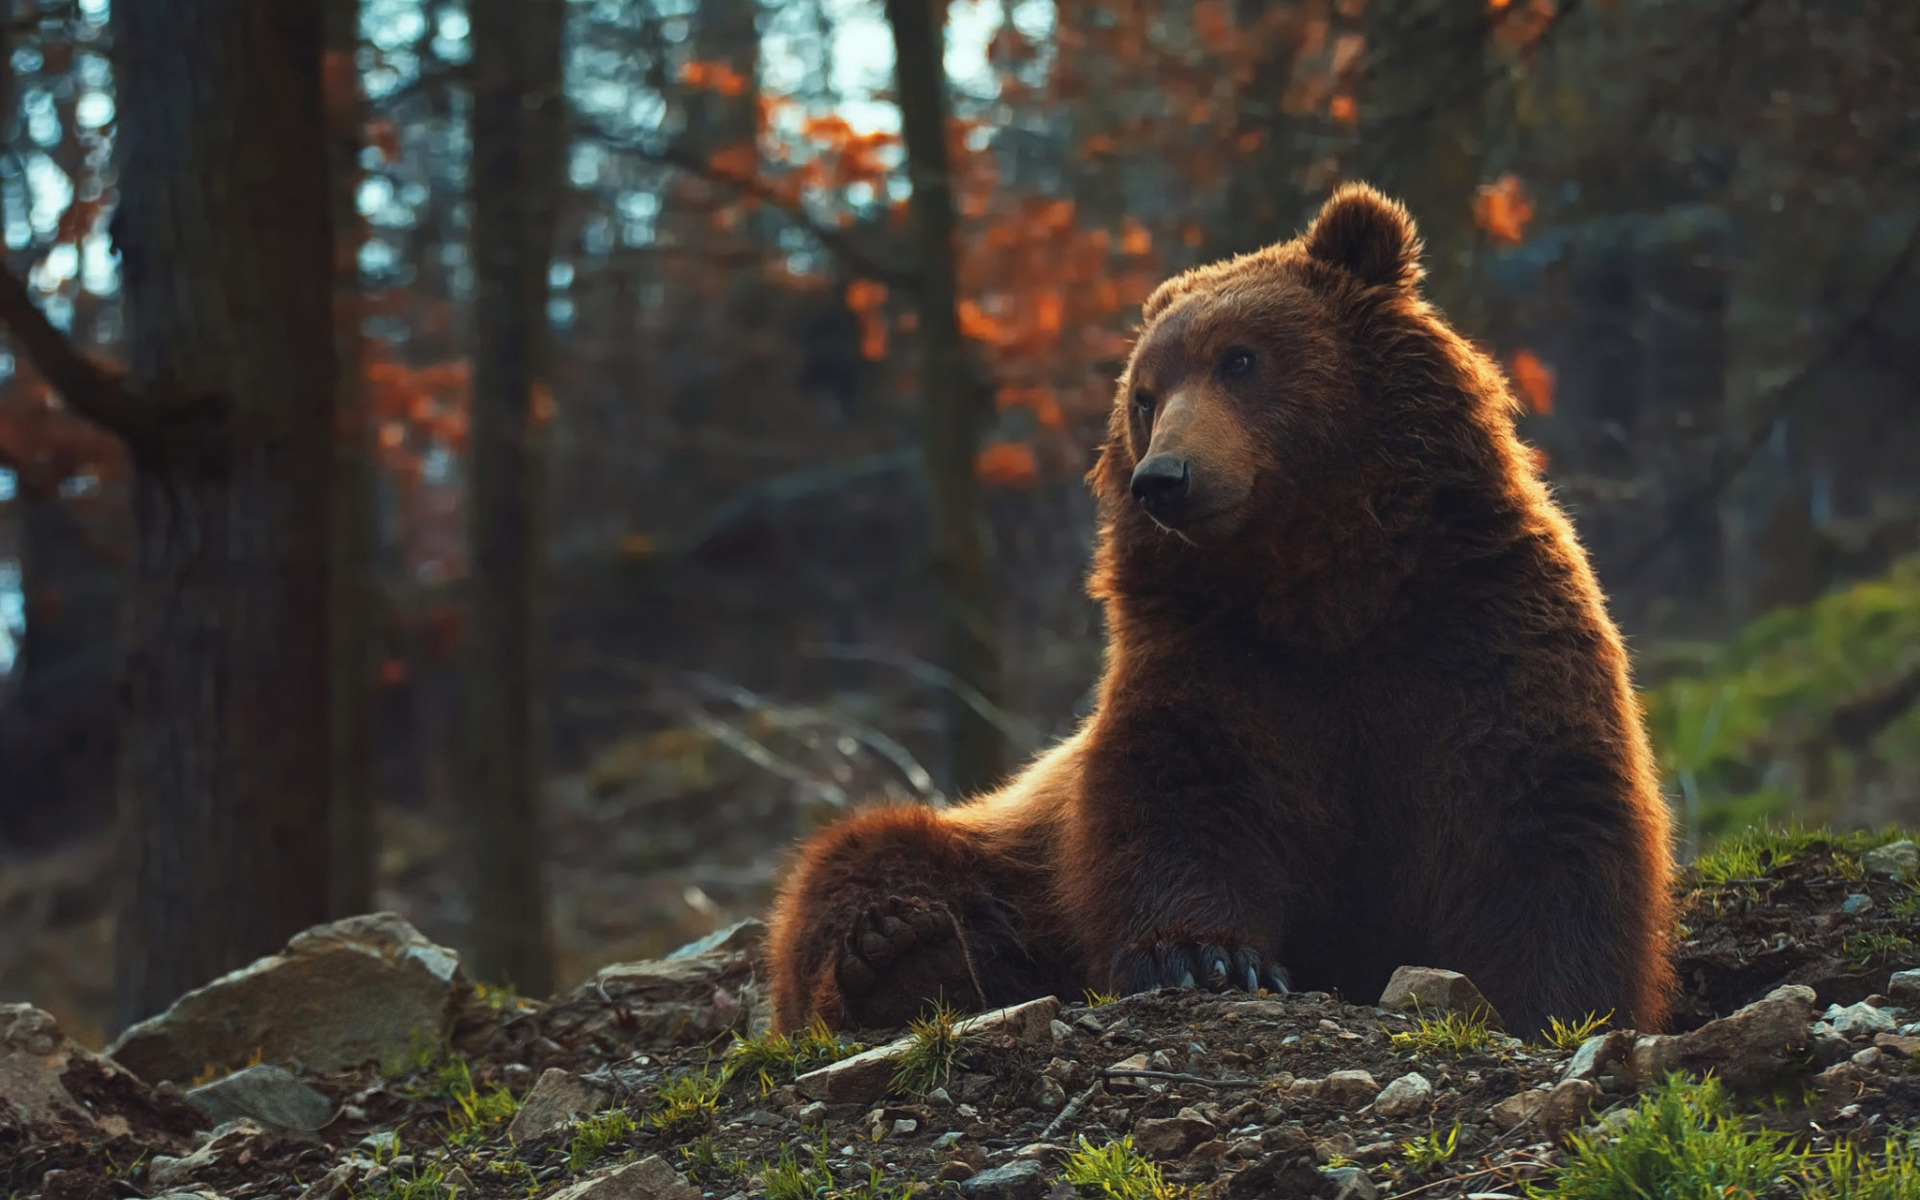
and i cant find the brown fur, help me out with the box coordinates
[765,183,1677,1038]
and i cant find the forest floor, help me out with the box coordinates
[6,829,1920,1200]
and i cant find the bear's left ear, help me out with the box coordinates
[1304,183,1424,290]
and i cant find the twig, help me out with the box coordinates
[1614,216,1920,582]
[684,706,849,807]
[1099,1067,1263,1088]
[0,264,149,447]
[1384,1162,1505,1200]
[803,642,1046,754]
[1039,1079,1102,1142]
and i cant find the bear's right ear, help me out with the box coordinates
[1304,183,1424,290]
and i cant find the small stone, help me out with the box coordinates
[509,1069,613,1144]
[1315,1132,1359,1163]
[1034,1076,1065,1108]
[1012,1142,1070,1165]
[187,1064,332,1133]
[1104,1052,1152,1090]
[1874,1034,1920,1057]
[545,1155,701,1200]
[1820,1001,1900,1039]
[1841,893,1873,915]
[149,1121,272,1188]
[1852,1047,1886,1069]
[1376,967,1506,1030]
[1049,1019,1073,1043]
[798,1101,829,1127]
[892,1118,919,1136]
[1321,1165,1379,1200]
[1538,1079,1599,1136]
[1890,970,1920,1003]
[1370,1072,1432,1120]
[1863,841,1920,879]
[1134,1110,1218,1158]
[956,1159,1046,1200]
[1490,1090,1546,1130]
[1321,1070,1382,1108]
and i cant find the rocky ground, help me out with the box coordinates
[6,829,1920,1200]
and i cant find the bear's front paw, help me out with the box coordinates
[1111,939,1289,997]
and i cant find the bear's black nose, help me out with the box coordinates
[1130,455,1190,518]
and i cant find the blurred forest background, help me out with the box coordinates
[0,0,1916,1049]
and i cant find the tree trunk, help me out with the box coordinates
[465,0,561,994]
[111,1,336,1027]
[884,0,1005,798]
[1355,0,1490,327]
[326,0,377,919]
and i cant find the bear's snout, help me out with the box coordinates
[1130,454,1191,522]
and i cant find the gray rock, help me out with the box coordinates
[0,1003,155,1137]
[1628,984,1816,1090]
[547,1155,701,1200]
[150,1120,273,1188]
[1538,1079,1599,1136]
[1134,1108,1218,1158]
[666,918,766,960]
[1817,1001,1900,1040]
[1293,1070,1380,1108]
[1560,1030,1638,1085]
[1890,970,1920,1002]
[187,1064,332,1133]
[1864,841,1920,879]
[1841,893,1873,915]
[1321,1165,1380,1200]
[108,913,464,1084]
[956,1159,1047,1200]
[792,996,1063,1104]
[555,940,762,1048]
[798,1101,829,1127]
[1371,1072,1432,1119]
[1049,1019,1074,1042]
[508,1068,613,1144]
[1376,967,1506,1030]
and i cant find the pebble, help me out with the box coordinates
[1841,893,1873,915]
[1864,841,1920,879]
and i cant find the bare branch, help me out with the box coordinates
[0,265,150,446]
[572,114,918,288]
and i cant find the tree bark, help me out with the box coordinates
[465,0,561,994]
[110,1,336,1027]
[326,0,377,919]
[884,0,1005,797]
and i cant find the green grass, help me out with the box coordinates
[681,1135,750,1179]
[439,1058,519,1145]
[722,1017,864,1090]
[1800,1134,1920,1199]
[651,1068,723,1137]
[1083,989,1121,1007]
[761,1140,835,1200]
[1842,931,1918,972]
[1692,823,1913,887]
[1062,1135,1184,1200]
[1389,1009,1499,1057]
[349,1156,455,1200]
[1539,1010,1615,1052]
[1529,1074,1804,1199]
[1401,1124,1461,1172]
[566,1107,639,1170]
[889,1002,977,1095]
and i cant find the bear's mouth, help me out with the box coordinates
[1148,503,1247,545]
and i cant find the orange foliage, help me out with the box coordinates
[1492,0,1557,49]
[366,118,401,165]
[975,441,1038,488]
[1474,175,1535,246]
[1509,349,1555,415]
[680,59,749,97]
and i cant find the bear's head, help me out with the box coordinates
[1094,182,1506,553]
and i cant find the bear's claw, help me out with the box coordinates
[1112,940,1288,997]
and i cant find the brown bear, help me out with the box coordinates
[765,183,1676,1039]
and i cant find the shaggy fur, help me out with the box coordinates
[764,183,1677,1038]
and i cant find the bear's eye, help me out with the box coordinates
[1132,388,1155,416]
[1220,348,1257,378]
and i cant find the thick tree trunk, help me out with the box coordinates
[884,0,1005,798]
[465,0,561,994]
[326,0,377,919]
[110,2,337,1027]
[1356,0,1490,327]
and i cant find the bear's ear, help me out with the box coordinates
[1304,183,1424,290]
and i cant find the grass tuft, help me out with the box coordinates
[1401,1124,1461,1172]
[1083,989,1121,1008]
[889,1002,976,1095]
[761,1139,835,1200]
[651,1067,723,1137]
[441,1058,519,1145]
[566,1106,639,1170]
[1389,1009,1498,1057]
[1062,1135,1185,1200]
[1801,1133,1920,1199]
[1540,1010,1615,1052]
[1529,1073,1801,1199]
[722,1017,864,1090]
